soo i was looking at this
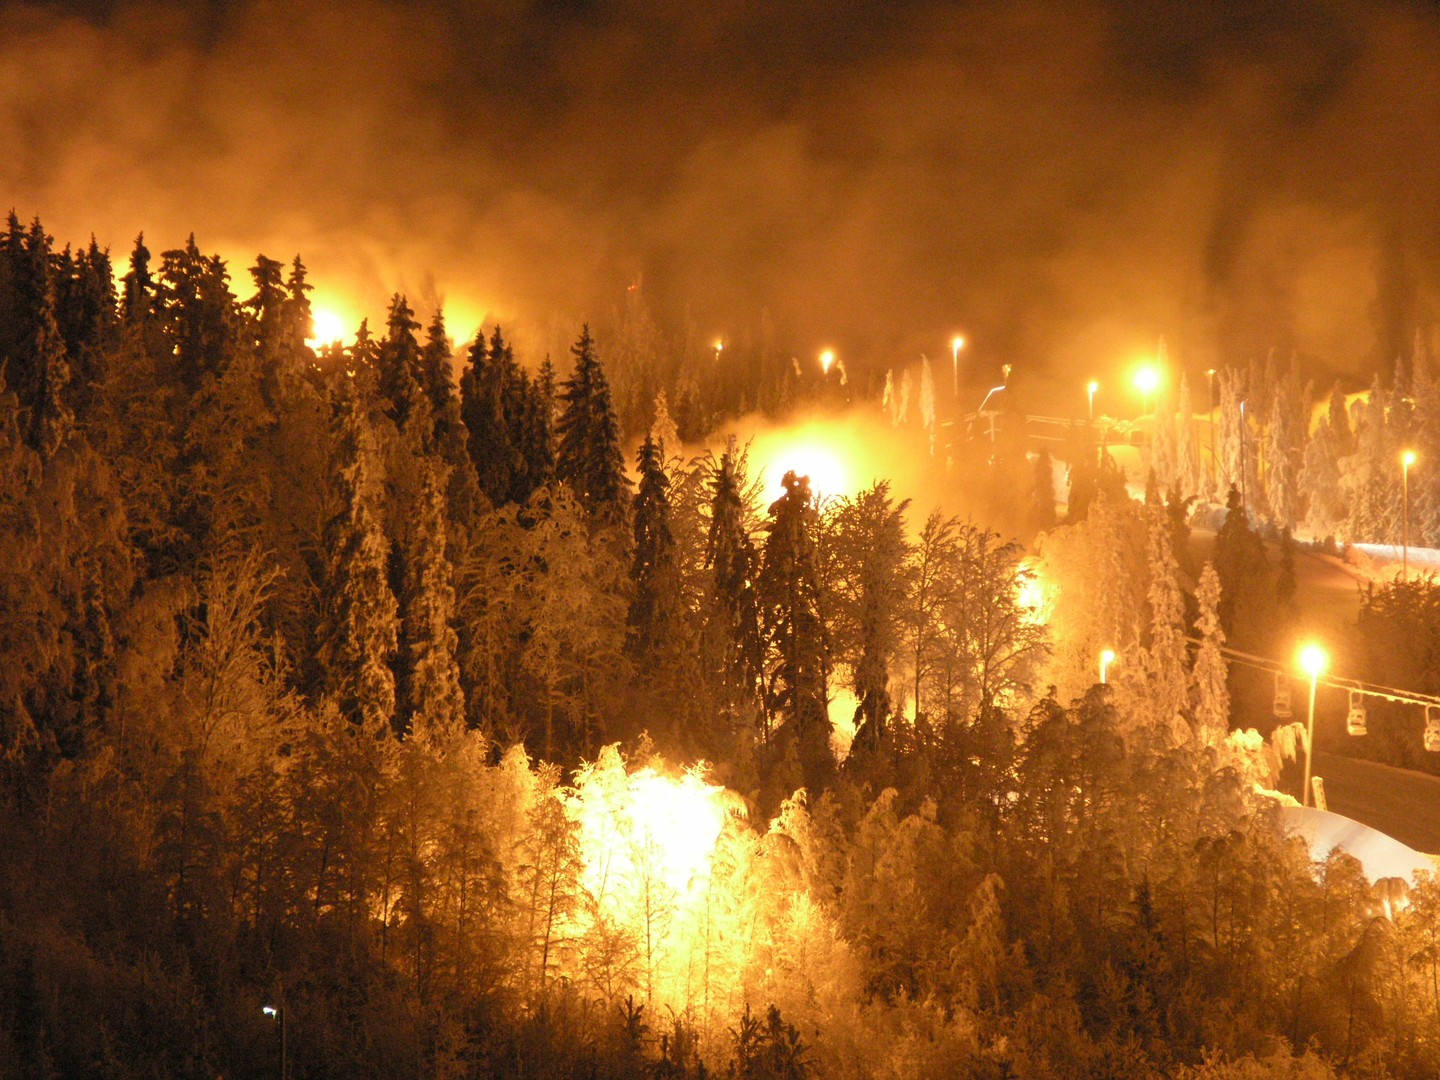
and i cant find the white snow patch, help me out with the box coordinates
[1278,805,1437,885]
[1350,543,1440,576]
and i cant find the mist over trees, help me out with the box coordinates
[5,216,1440,1079]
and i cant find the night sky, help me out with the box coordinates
[6,0,1440,397]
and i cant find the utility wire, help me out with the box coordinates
[1184,635,1440,711]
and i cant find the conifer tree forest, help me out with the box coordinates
[12,214,1440,1080]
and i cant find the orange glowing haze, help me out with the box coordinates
[5,2,1440,388]
[747,418,861,505]
[306,304,353,348]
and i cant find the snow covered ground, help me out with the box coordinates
[1348,542,1440,577]
[1279,805,1437,885]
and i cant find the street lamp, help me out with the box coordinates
[1087,380,1099,423]
[1298,643,1328,808]
[951,335,965,398]
[1403,450,1417,579]
[263,1005,287,1080]
[820,349,836,376]
[1133,363,1161,416]
[713,338,723,359]
[1099,648,1116,685]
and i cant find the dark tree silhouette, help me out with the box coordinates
[628,432,680,659]
[555,324,629,527]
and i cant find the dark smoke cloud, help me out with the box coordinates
[5,0,1440,403]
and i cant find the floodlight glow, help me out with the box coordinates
[1298,643,1328,679]
[1100,648,1116,684]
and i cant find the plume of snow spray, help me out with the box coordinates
[920,355,937,455]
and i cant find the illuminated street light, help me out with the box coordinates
[1087,379,1099,422]
[1403,450,1418,579]
[820,349,836,375]
[951,334,966,397]
[1099,648,1116,685]
[713,338,724,359]
[262,1004,287,1079]
[1133,363,1161,416]
[1298,643,1329,808]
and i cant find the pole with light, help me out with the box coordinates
[951,335,965,398]
[1299,643,1328,808]
[263,1004,286,1080]
[1133,363,1160,417]
[1099,648,1116,685]
[1087,380,1099,423]
[1403,449,1417,579]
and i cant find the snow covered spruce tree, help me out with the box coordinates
[459,327,513,507]
[757,470,832,791]
[1190,561,1230,744]
[154,234,236,395]
[17,265,72,461]
[399,462,465,743]
[459,324,552,510]
[1299,383,1350,541]
[243,254,287,358]
[0,216,75,460]
[52,236,118,421]
[378,293,427,433]
[512,359,555,506]
[706,443,765,731]
[414,309,485,554]
[419,309,453,425]
[494,327,554,508]
[828,481,910,750]
[628,431,680,660]
[555,324,630,528]
[317,381,399,732]
[1140,503,1189,745]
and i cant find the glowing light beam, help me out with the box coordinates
[307,307,352,348]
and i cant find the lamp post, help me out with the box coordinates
[1099,648,1116,685]
[263,1005,286,1080]
[1299,643,1328,808]
[1087,380,1098,423]
[1403,450,1417,579]
[820,349,835,376]
[951,335,965,398]
[1133,363,1160,417]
